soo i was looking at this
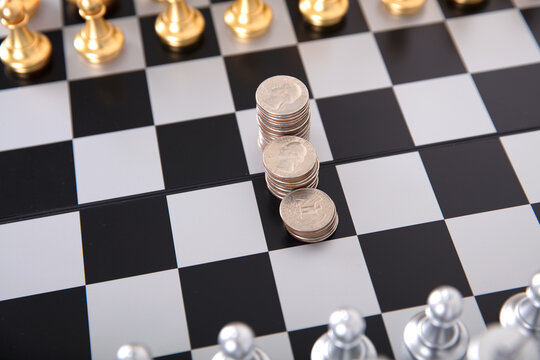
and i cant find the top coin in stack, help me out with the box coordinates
[263,136,319,199]
[280,188,339,243]
[256,75,310,150]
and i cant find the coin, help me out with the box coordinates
[280,188,335,233]
[263,136,317,179]
[256,75,309,116]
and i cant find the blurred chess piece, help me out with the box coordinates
[155,0,204,48]
[224,0,272,38]
[0,0,51,73]
[448,0,485,8]
[74,0,124,63]
[311,307,377,360]
[467,324,540,360]
[117,343,153,360]
[299,0,348,27]
[500,271,540,339]
[21,0,38,16]
[403,286,469,360]
[212,322,270,360]
[67,0,113,10]
[380,0,426,15]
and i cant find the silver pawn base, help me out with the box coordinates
[466,325,540,360]
[311,307,377,360]
[403,286,469,360]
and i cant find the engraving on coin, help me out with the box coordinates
[277,140,307,173]
[280,188,335,233]
[263,136,317,179]
[266,82,302,112]
[256,75,309,116]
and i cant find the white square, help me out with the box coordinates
[358,0,444,32]
[446,205,540,295]
[73,126,164,204]
[512,0,540,9]
[269,237,380,331]
[0,0,62,37]
[146,56,235,125]
[167,181,267,267]
[0,212,85,301]
[383,297,486,360]
[135,0,209,16]
[236,100,333,174]
[210,0,297,56]
[63,17,146,81]
[501,130,540,203]
[299,33,391,99]
[86,269,191,359]
[192,332,294,360]
[394,74,495,146]
[337,152,443,235]
[0,81,72,152]
[447,9,540,73]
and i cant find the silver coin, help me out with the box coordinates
[263,136,317,180]
[256,76,309,116]
[280,188,336,233]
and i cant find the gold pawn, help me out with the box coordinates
[449,0,485,7]
[154,0,205,48]
[74,0,124,63]
[299,0,348,27]
[381,0,426,15]
[0,0,51,73]
[22,0,39,16]
[224,0,273,38]
[66,0,114,11]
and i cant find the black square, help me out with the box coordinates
[80,196,177,284]
[224,47,311,111]
[285,0,368,42]
[523,7,540,46]
[0,30,66,91]
[140,9,220,67]
[0,141,77,221]
[156,114,249,189]
[475,287,526,325]
[473,63,540,132]
[179,253,286,348]
[316,89,414,160]
[532,203,540,223]
[69,71,153,137]
[437,0,512,19]
[420,137,528,218]
[365,315,394,359]
[63,0,135,26]
[252,164,356,251]
[156,352,192,360]
[288,325,326,360]
[359,221,472,312]
[375,23,466,84]
[0,287,91,360]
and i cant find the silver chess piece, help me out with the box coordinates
[500,271,540,339]
[403,286,469,360]
[116,343,153,360]
[212,322,270,360]
[311,307,378,360]
[467,324,540,360]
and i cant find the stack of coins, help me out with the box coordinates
[256,75,310,150]
[280,188,339,243]
[263,136,319,199]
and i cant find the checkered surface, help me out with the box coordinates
[1,0,540,357]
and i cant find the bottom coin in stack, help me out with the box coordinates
[279,188,339,243]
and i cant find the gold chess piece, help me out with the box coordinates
[74,0,124,63]
[224,0,273,38]
[22,0,39,16]
[0,0,51,73]
[381,0,426,15]
[155,0,205,47]
[66,0,114,10]
[299,0,348,27]
[449,0,485,7]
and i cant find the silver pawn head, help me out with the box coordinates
[526,271,540,305]
[426,286,463,326]
[116,344,152,360]
[328,307,366,345]
[218,322,255,359]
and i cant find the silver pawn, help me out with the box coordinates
[311,307,378,360]
[116,343,153,360]
[467,324,540,360]
[403,286,469,360]
[500,271,540,339]
[212,322,270,360]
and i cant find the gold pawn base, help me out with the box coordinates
[155,7,205,47]
[381,0,426,15]
[0,32,51,74]
[299,0,348,27]
[224,0,273,39]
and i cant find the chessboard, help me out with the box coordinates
[1,0,540,358]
